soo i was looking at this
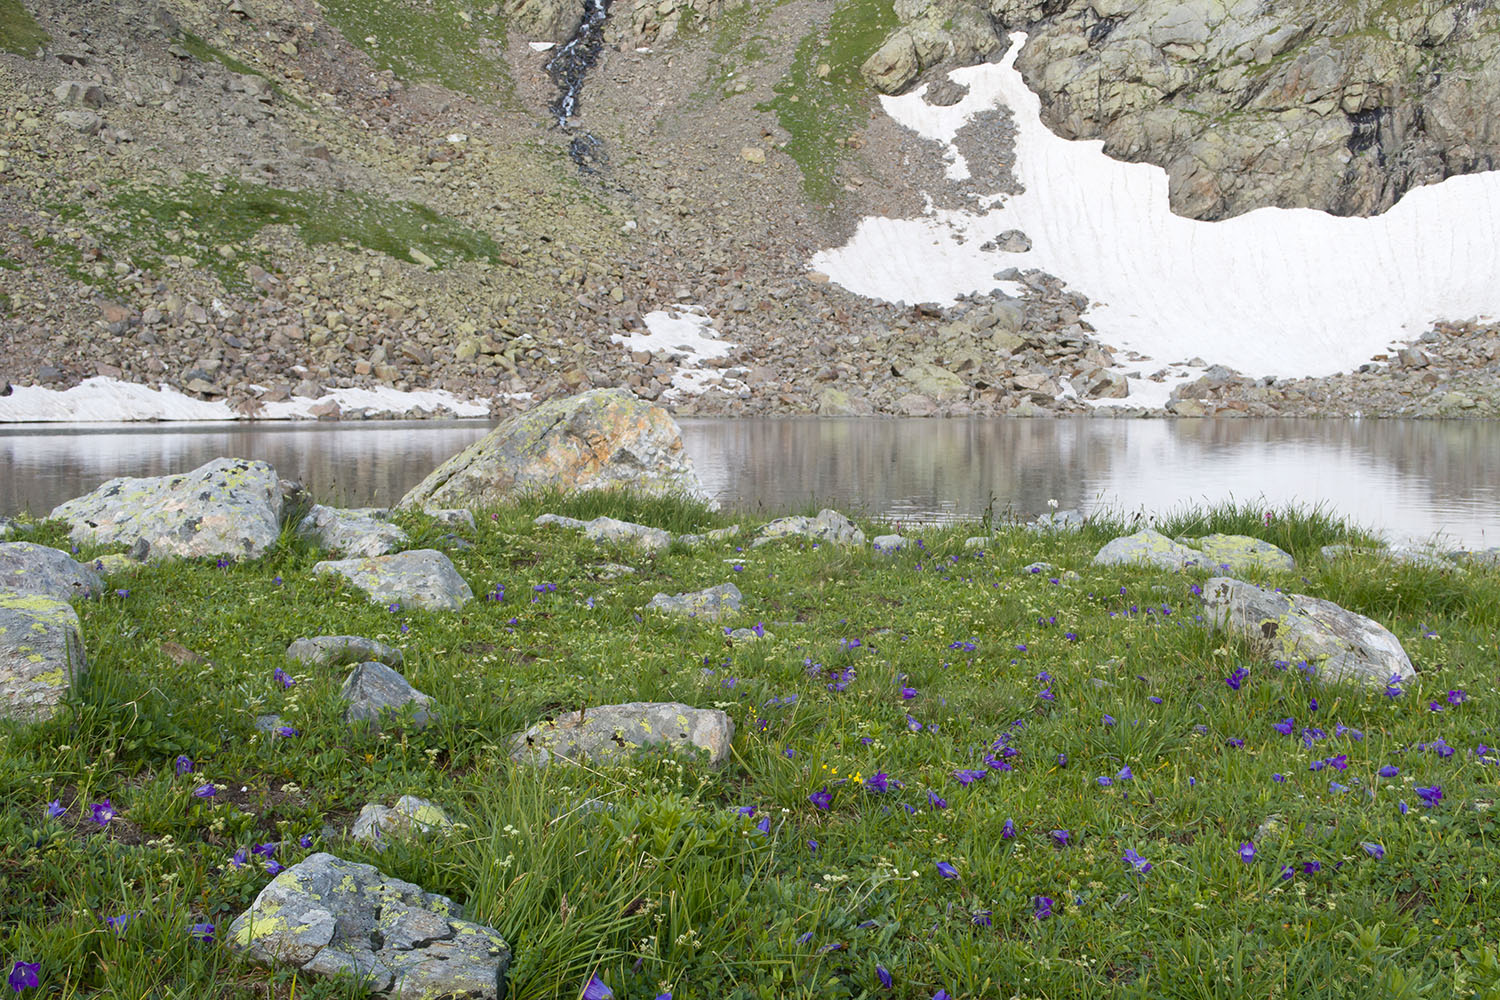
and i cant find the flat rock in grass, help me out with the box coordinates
[92,553,142,575]
[1202,577,1415,688]
[593,562,636,580]
[313,550,472,611]
[287,635,404,669]
[752,509,866,547]
[1093,529,1205,570]
[398,388,709,509]
[341,661,434,731]
[872,534,907,553]
[49,457,283,562]
[535,513,671,551]
[295,505,408,558]
[228,852,510,999]
[0,591,86,722]
[1189,534,1296,572]
[647,582,741,620]
[0,542,103,601]
[510,702,734,766]
[351,795,454,843]
[678,525,740,546]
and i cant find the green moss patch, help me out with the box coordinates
[0,0,48,56]
[318,0,514,104]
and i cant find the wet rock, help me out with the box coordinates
[1093,529,1205,570]
[296,505,409,558]
[313,550,473,611]
[753,509,866,547]
[287,635,404,670]
[399,389,709,510]
[1189,534,1296,572]
[228,853,510,999]
[510,701,734,766]
[1201,576,1415,689]
[648,582,741,620]
[351,795,454,843]
[0,592,86,722]
[50,458,283,562]
[340,661,434,730]
[0,542,103,601]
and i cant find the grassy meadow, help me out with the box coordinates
[2,493,1499,999]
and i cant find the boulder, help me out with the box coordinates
[313,550,473,612]
[0,542,103,601]
[862,29,920,94]
[0,592,86,722]
[228,853,510,999]
[1190,533,1296,572]
[1093,529,1205,570]
[872,534,908,553]
[1201,577,1415,688]
[752,509,866,547]
[351,795,454,843]
[340,661,434,731]
[287,635,404,670]
[296,505,408,558]
[398,389,708,510]
[534,513,672,552]
[50,458,283,562]
[647,582,742,620]
[511,701,734,766]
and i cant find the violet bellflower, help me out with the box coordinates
[936,861,958,879]
[582,975,614,1000]
[8,961,40,993]
[808,787,833,810]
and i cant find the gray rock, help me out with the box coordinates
[254,714,284,734]
[340,661,434,731]
[423,508,476,530]
[991,229,1032,252]
[296,505,409,558]
[313,550,472,612]
[1201,576,1415,689]
[511,701,734,766]
[0,518,14,539]
[1190,533,1296,572]
[1093,529,1205,570]
[533,513,587,530]
[727,627,772,642]
[676,525,741,547]
[648,582,742,621]
[535,513,672,551]
[963,536,993,549]
[1028,510,1086,532]
[227,852,510,999]
[0,542,103,601]
[399,389,709,510]
[55,110,101,134]
[1021,561,1057,576]
[287,635,404,670]
[871,534,908,553]
[0,591,86,722]
[50,458,283,562]
[752,509,866,547]
[351,795,454,843]
[593,562,636,580]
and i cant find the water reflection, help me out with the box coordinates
[1,418,1496,547]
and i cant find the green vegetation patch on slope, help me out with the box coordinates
[318,0,514,104]
[0,0,49,56]
[760,0,898,203]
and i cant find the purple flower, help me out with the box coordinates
[756,816,771,835]
[300,834,313,848]
[1378,765,1400,778]
[936,861,958,879]
[1302,860,1322,874]
[252,842,278,858]
[807,839,819,852]
[1038,688,1055,702]
[1448,688,1468,705]
[8,961,39,993]
[934,991,952,1000]
[796,932,814,945]
[193,784,216,798]
[1279,865,1294,881]
[1361,842,1386,859]
[808,787,832,810]
[906,715,923,732]
[1224,667,1248,691]
[1123,848,1151,875]
[105,914,129,936]
[1416,785,1443,807]
[1001,818,1015,839]
[900,686,917,700]
[953,768,986,787]
[276,726,299,738]
[1102,714,1116,726]
[1056,753,1068,767]
[1238,842,1256,863]
[265,859,284,876]
[1148,696,1163,704]
[582,975,614,1000]
[866,772,889,793]
[1329,781,1348,793]
[91,800,115,826]
[1308,698,1319,712]
[231,848,247,869]
[927,790,948,810]
[1272,718,1296,736]
[175,755,194,775]
[1096,776,1113,787]
[45,800,65,819]
[273,667,295,689]
[189,922,214,944]
[1033,896,1054,919]
[1273,773,1286,783]
[972,909,993,926]
[876,966,893,989]
[1399,801,1409,815]
[1050,829,1070,847]
[1116,765,1133,781]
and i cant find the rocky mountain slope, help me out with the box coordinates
[0,0,1495,420]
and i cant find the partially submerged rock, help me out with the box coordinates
[1189,534,1296,572]
[313,550,473,612]
[351,795,454,843]
[1202,576,1415,688]
[0,542,103,601]
[1093,529,1204,570]
[752,509,866,547]
[648,582,742,620]
[341,661,434,731]
[511,701,734,766]
[399,388,709,510]
[0,591,87,722]
[50,457,283,562]
[228,852,510,999]
[296,505,408,558]
[287,635,404,670]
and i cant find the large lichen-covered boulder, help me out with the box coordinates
[0,542,103,601]
[1092,529,1205,570]
[511,701,734,767]
[398,389,709,510]
[0,592,86,722]
[1189,534,1296,572]
[50,458,283,562]
[296,506,408,558]
[1201,577,1415,688]
[228,852,510,999]
[752,509,866,547]
[313,550,473,612]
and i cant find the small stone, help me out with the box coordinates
[340,661,433,730]
[351,795,454,843]
[752,509,866,547]
[871,534,907,553]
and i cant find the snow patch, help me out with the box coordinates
[612,306,746,400]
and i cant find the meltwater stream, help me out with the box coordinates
[545,0,611,170]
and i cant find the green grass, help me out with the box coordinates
[0,0,48,56]
[176,31,265,80]
[759,0,899,203]
[3,495,1500,998]
[317,0,514,105]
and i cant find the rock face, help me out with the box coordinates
[287,635,405,670]
[0,543,103,601]
[341,661,435,730]
[647,582,742,620]
[1190,534,1296,572]
[228,853,510,999]
[1092,529,1204,570]
[296,506,409,558]
[1201,576,1415,688]
[752,509,866,547]
[351,796,455,843]
[313,550,473,612]
[399,389,708,510]
[50,458,283,562]
[0,592,87,722]
[511,702,734,766]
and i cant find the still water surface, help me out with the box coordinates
[2,418,1497,547]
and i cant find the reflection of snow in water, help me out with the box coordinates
[812,32,1500,394]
